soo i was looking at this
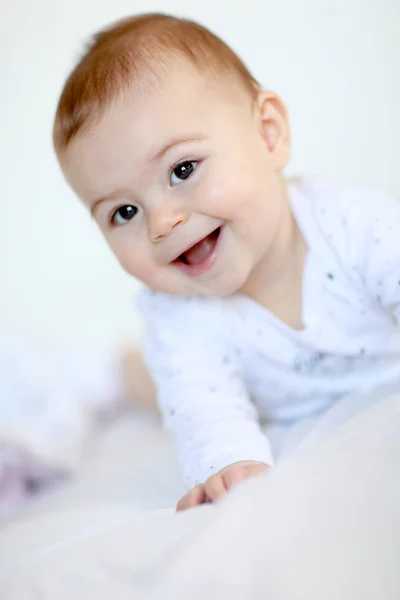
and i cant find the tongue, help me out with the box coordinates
[182,231,218,266]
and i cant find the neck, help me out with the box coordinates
[240,178,307,315]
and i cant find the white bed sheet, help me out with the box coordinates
[1,390,399,599]
[7,412,185,521]
[9,385,380,523]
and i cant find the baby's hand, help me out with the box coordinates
[176,460,269,512]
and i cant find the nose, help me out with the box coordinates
[149,207,190,243]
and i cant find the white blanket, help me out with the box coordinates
[1,391,399,599]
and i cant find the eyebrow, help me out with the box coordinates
[149,133,208,162]
[90,134,208,216]
[90,191,122,217]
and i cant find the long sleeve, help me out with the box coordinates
[138,292,273,488]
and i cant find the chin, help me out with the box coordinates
[149,262,251,298]
[194,271,250,298]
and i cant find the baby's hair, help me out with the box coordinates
[53,13,261,153]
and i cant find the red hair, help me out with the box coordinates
[53,13,260,152]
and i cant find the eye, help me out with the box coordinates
[170,160,198,186]
[111,205,138,226]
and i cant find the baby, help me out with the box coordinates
[53,13,400,510]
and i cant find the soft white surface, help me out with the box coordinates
[10,412,185,521]
[5,383,392,521]
[140,178,400,486]
[0,333,129,515]
[1,0,399,347]
[0,392,399,599]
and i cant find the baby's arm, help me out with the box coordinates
[139,293,273,499]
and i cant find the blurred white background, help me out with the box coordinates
[1,0,399,349]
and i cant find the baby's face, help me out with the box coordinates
[62,64,290,296]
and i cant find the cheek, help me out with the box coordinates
[228,176,282,249]
[197,172,251,220]
[199,152,275,220]
[106,236,156,282]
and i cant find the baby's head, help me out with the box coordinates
[54,13,291,297]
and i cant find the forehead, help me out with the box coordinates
[61,64,252,199]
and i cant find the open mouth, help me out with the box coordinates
[173,227,222,276]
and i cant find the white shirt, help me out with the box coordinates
[138,178,400,487]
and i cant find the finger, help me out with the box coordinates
[222,466,248,489]
[244,463,269,477]
[204,474,227,502]
[223,463,269,490]
[176,484,206,512]
[176,486,204,512]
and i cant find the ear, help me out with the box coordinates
[256,91,291,170]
